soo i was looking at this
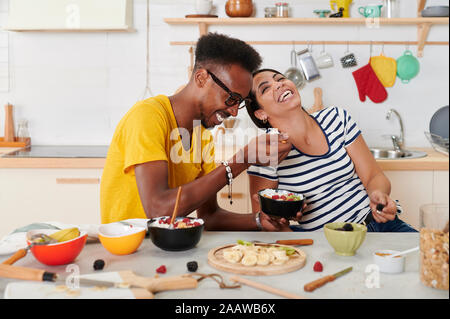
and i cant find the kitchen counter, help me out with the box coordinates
[0,145,448,170]
[0,231,448,299]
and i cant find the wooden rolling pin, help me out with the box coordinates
[4,103,15,142]
[230,275,306,299]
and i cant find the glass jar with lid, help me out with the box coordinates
[275,2,289,18]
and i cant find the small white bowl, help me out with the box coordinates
[373,250,405,274]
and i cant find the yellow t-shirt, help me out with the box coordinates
[100,95,216,224]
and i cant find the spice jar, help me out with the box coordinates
[264,7,277,17]
[275,2,289,18]
[419,228,449,290]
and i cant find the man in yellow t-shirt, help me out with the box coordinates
[100,33,292,231]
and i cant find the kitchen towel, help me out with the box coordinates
[352,63,388,103]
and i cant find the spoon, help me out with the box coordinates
[388,246,419,258]
[2,233,57,265]
[169,186,182,229]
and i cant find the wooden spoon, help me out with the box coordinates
[169,187,182,228]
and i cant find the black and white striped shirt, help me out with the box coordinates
[248,107,372,231]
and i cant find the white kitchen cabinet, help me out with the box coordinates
[384,170,449,230]
[0,168,102,237]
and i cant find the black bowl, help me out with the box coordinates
[258,189,305,220]
[147,217,204,251]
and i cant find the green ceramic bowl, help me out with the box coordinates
[324,222,367,256]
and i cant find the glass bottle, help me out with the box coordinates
[17,119,30,143]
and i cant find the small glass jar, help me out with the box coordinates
[275,2,289,18]
[264,7,277,18]
[17,119,30,142]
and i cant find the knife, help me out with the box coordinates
[0,264,198,292]
[251,239,314,246]
[304,267,352,292]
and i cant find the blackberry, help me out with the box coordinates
[93,259,105,270]
[376,204,385,212]
[343,223,353,231]
[187,261,198,272]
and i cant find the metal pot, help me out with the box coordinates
[284,48,306,90]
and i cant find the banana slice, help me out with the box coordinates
[257,253,271,266]
[223,249,243,263]
[241,254,258,266]
[272,256,289,265]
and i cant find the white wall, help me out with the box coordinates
[0,0,448,148]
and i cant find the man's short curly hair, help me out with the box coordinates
[194,33,262,73]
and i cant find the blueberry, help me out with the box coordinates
[376,204,385,212]
[343,223,353,231]
[187,261,198,272]
[93,259,105,270]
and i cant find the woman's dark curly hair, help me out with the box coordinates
[246,68,285,129]
[194,33,262,73]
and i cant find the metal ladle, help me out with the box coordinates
[284,45,306,90]
[2,233,58,265]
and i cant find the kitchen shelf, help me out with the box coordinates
[3,28,136,33]
[164,17,449,57]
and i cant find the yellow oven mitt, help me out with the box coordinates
[370,54,397,87]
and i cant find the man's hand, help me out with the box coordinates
[237,133,292,167]
[369,190,396,223]
[259,212,292,232]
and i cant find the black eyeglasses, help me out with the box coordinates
[207,70,251,109]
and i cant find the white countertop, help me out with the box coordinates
[0,231,447,299]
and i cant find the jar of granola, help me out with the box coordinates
[419,228,449,290]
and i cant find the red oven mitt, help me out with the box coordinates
[352,63,388,103]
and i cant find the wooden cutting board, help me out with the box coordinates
[208,243,306,276]
[3,270,198,299]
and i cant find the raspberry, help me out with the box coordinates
[313,261,323,272]
[281,195,287,200]
[272,195,280,200]
[193,222,201,227]
[183,218,190,223]
[156,265,167,274]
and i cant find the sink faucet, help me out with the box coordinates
[386,109,404,151]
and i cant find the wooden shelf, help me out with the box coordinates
[164,17,449,27]
[164,17,449,56]
[3,28,136,33]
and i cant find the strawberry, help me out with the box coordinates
[183,218,190,223]
[272,195,280,200]
[313,261,323,272]
[281,195,287,200]
[156,265,167,274]
[193,222,201,227]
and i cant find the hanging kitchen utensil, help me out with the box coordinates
[284,44,306,90]
[370,44,397,87]
[297,46,321,81]
[340,42,358,68]
[396,45,420,84]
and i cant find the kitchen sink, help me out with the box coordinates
[370,148,427,160]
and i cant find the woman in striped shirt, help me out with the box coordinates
[246,69,416,232]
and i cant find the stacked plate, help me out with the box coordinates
[425,105,449,156]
